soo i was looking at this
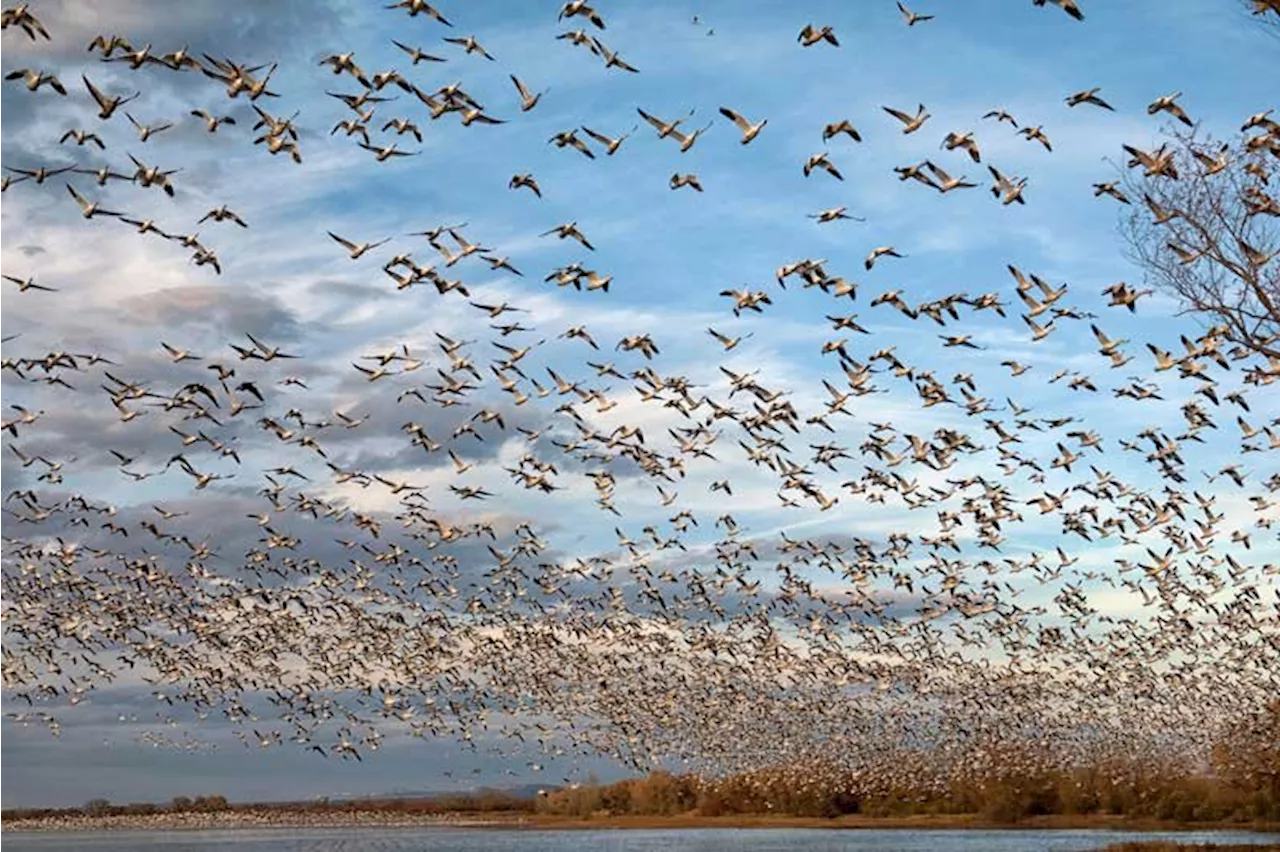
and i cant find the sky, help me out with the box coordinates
[1,0,1278,808]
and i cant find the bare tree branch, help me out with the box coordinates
[1243,0,1280,36]
[1115,120,1280,376]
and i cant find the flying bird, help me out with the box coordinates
[897,2,935,25]
[329,232,392,259]
[718,107,768,144]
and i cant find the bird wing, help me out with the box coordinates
[328,232,358,251]
[882,106,911,123]
[718,106,749,131]
[82,74,108,108]
[636,108,666,130]
[926,161,953,183]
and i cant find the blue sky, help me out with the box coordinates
[1,0,1278,808]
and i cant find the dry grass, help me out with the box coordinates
[6,705,1280,832]
[532,758,1280,825]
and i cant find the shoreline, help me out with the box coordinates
[5,809,1280,834]
[1,810,513,833]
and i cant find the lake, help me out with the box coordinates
[5,828,1280,851]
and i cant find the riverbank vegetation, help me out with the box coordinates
[2,789,536,822]
[532,759,1280,824]
[528,707,1280,825]
[6,707,1279,828]
[7,757,1280,823]
[4,759,1277,829]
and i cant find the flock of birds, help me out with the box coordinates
[2,0,1279,796]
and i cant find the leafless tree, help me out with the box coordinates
[1243,0,1280,35]
[1116,120,1280,370]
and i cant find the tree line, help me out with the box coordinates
[1,789,534,821]
[537,702,1280,823]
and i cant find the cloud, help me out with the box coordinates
[117,285,304,340]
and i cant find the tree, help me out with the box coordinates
[82,798,112,816]
[1211,699,1280,819]
[1116,120,1280,368]
[1244,0,1280,33]
[193,794,229,812]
